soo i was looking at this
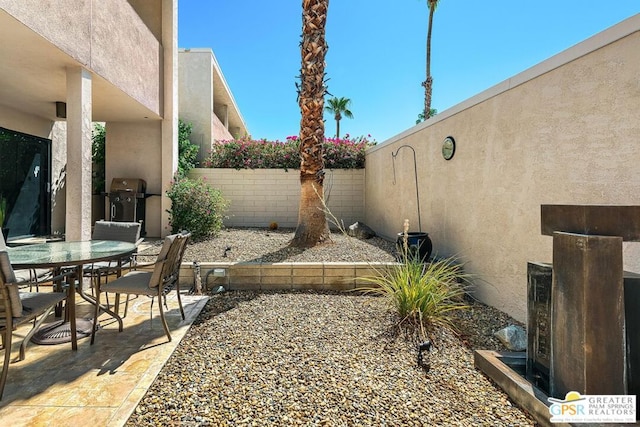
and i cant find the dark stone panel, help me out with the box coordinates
[541,205,640,241]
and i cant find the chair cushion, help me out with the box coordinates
[149,234,177,288]
[0,291,67,328]
[101,271,154,296]
[0,251,22,316]
[0,284,23,317]
[19,291,66,318]
[92,221,141,243]
[0,251,16,284]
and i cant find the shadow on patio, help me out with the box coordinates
[0,285,208,426]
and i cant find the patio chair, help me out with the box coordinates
[91,232,190,344]
[0,235,75,400]
[84,220,143,314]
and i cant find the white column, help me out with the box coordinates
[65,67,92,241]
[161,0,178,237]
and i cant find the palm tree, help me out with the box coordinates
[290,0,331,248]
[416,108,437,124]
[422,0,439,120]
[325,96,353,138]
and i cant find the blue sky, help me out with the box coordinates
[178,1,638,143]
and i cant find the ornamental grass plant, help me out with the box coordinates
[357,221,470,341]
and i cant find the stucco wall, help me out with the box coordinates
[0,0,92,64]
[179,50,235,163]
[91,1,162,115]
[179,50,213,164]
[212,113,234,143]
[50,121,67,235]
[0,105,54,139]
[106,121,164,237]
[365,16,640,322]
[190,169,366,229]
[1,0,161,115]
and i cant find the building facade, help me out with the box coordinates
[179,48,248,164]
[0,1,248,239]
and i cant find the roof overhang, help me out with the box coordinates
[0,10,160,122]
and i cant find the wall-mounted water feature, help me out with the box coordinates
[475,205,639,426]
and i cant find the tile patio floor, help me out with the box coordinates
[0,284,209,426]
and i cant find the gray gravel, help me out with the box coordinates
[128,229,535,426]
[140,228,398,264]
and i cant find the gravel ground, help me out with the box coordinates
[140,227,398,264]
[128,228,536,426]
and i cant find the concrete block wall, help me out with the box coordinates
[179,261,396,292]
[190,168,365,229]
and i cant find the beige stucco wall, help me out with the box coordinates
[91,1,162,115]
[128,0,163,41]
[49,122,67,235]
[365,16,640,322]
[179,50,237,163]
[190,169,366,229]
[1,0,162,116]
[179,51,214,163]
[106,121,164,236]
[0,105,54,140]
[212,112,234,143]
[0,1,92,64]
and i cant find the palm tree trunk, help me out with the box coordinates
[336,119,340,139]
[422,4,435,120]
[423,76,433,120]
[290,0,330,248]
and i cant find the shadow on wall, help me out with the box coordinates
[51,165,66,236]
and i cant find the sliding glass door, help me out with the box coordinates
[0,127,51,240]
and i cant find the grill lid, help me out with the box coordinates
[109,178,146,194]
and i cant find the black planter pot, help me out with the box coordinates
[396,232,433,262]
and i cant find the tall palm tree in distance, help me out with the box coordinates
[325,96,353,138]
[422,0,439,121]
[290,0,331,248]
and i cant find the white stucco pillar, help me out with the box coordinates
[65,67,92,241]
[161,0,178,237]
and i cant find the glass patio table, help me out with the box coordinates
[8,240,137,348]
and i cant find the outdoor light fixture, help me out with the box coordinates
[55,101,66,119]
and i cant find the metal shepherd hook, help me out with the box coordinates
[391,145,422,232]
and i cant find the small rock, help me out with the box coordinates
[346,221,376,239]
[494,325,527,351]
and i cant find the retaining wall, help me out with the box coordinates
[179,262,395,291]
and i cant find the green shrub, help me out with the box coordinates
[358,254,470,339]
[178,119,199,177]
[166,177,228,240]
[92,123,106,194]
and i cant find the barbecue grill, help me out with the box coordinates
[108,178,147,236]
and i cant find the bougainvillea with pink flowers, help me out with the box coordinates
[201,134,376,170]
